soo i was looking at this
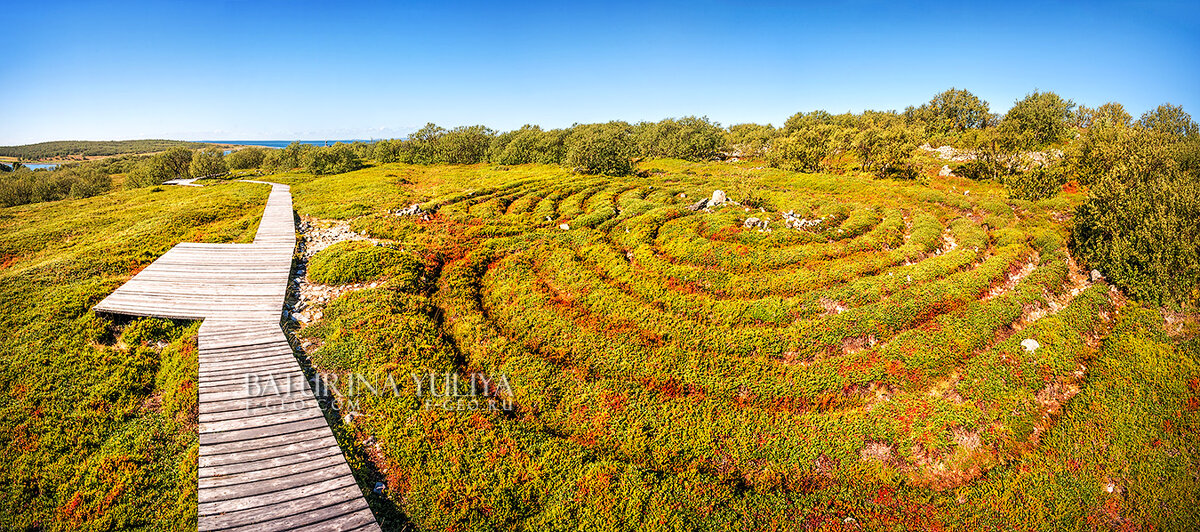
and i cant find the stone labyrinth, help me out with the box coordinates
[362,172,1119,492]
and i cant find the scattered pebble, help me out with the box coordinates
[287,217,384,328]
[391,203,426,217]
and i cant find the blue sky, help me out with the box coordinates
[1,0,1196,145]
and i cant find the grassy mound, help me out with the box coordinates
[306,240,425,288]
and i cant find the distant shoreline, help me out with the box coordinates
[9,144,248,164]
[199,140,376,149]
[4,139,386,164]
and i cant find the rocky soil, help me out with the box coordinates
[286,216,383,345]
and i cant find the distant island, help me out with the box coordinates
[0,139,231,163]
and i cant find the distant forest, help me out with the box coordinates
[0,139,212,161]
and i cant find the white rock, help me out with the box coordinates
[711,190,727,205]
[939,165,953,177]
[1021,338,1040,352]
[558,223,570,230]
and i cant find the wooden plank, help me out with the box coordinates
[200,399,322,423]
[200,444,344,478]
[90,181,379,531]
[199,433,337,468]
[197,493,371,531]
[198,479,361,518]
[199,453,350,490]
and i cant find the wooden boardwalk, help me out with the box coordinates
[95,182,380,531]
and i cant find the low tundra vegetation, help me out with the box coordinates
[306,240,425,288]
[275,155,1198,530]
[0,182,268,530]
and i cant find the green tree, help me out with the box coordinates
[225,147,266,169]
[408,123,447,164]
[767,125,839,172]
[0,169,34,206]
[1076,102,1132,129]
[633,116,724,161]
[127,148,191,187]
[724,123,776,158]
[1002,90,1077,147]
[371,139,412,164]
[0,163,110,206]
[62,165,112,198]
[565,122,635,176]
[1002,162,1066,201]
[905,88,992,135]
[492,126,543,165]
[1138,103,1198,138]
[260,149,283,172]
[278,142,313,170]
[302,144,363,175]
[783,110,836,134]
[851,124,918,177]
[159,146,194,179]
[189,148,228,178]
[127,158,170,188]
[487,128,521,163]
[955,125,1024,181]
[1065,121,1171,186]
[856,110,906,130]
[532,129,570,165]
[438,125,494,164]
[350,141,373,160]
[1072,140,1200,306]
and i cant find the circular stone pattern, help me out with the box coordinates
[421,172,1113,493]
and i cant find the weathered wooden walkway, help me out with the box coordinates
[95,181,380,531]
